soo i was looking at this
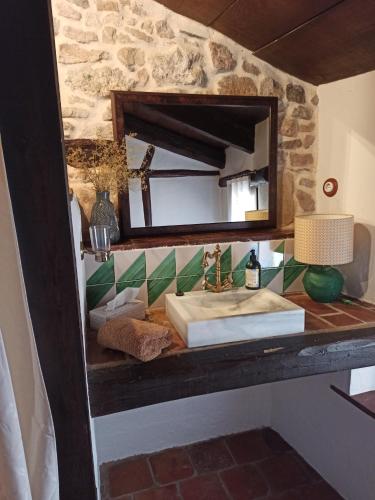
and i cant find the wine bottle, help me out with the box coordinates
[245,249,261,290]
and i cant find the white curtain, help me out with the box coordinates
[0,142,59,500]
[227,177,257,222]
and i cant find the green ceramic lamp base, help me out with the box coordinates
[303,265,344,303]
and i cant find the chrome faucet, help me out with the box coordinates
[202,244,233,293]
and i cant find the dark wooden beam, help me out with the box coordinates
[88,324,375,416]
[150,104,256,153]
[157,0,236,26]
[219,166,268,187]
[211,0,343,51]
[254,0,375,85]
[125,114,225,169]
[149,169,220,178]
[0,0,96,498]
[140,145,155,227]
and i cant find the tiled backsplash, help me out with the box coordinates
[85,238,307,311]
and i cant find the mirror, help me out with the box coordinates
[113,92,278,237]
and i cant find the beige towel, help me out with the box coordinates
[97,316,172,362]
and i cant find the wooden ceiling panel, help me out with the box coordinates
[255,0,375,85]
[157,0,235,26]
[211,0,343,51]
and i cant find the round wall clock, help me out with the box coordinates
[323,178,338,197]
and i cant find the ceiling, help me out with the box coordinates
[157,0,375,85]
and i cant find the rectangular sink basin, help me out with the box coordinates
[165,288,305,348]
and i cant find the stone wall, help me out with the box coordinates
[52,0,318,226]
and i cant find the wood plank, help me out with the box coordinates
[149,104,256,153]
[107,227,294,250]
[140,146,155,227]
[149,169,219,178]
[219,166,268,187]
[254,0,375,85]
[0,0,96,497]
[157,0,236,26]
[88,325,375,416]
[212,0,342,51]
[125,114,226,169]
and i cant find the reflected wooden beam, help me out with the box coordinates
[140,145,155,227]
[219,166,269,187]
[125,114,225,169]
[149,169,219,178]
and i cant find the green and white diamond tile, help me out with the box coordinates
[85,254,116,311]
[232,241,259,271]
[259,240,284,268]
[176,246,204,294]
[85,254,115,286]
[176,246,204,276]
[284,238,304,267]
[146,248,176,307]
[116,280,148,305]
[146,247,176,279]
[283,238,307,292]
[283,265,307,293]
[115,250,146,282]
[147,278,176,308]
[86,284,116,311]
[261,267,284,294]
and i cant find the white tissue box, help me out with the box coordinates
[89,300,146,330]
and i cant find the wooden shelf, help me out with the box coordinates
[87,294,375,417]
[110,227,294,251]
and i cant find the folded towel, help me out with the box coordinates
[97,316,172,362]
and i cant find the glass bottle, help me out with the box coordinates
[245,249,261,290]
[90,191,120,244]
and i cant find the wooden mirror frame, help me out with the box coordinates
[112,91,278,240]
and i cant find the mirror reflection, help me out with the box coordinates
[123,103,270,228]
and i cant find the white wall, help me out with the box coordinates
[317,70,375,396]
[128,136,225,226]
[317,70,375,303]
[94,384,272,463]
[272,372,375,500]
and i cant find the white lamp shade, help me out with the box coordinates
[294,214,354,265]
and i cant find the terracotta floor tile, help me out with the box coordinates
[268,491,301,500]
[102,428,342,500]
[108,457,154,497]
[262,428,292,454]
[133,483,180,500]
[150,448,194,484]
[187,438,233,473]
[226,429,273,464]
[324,313,363,327]
[296,480,343,499]
[291,452,321,483]
[286,296,336,315]
[180,473,229,500]
[305,312,332,331]
[220,464,268,500]
[257,453,310,493]
[331,302,375,322]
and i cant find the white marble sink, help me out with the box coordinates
[165,288,305,348]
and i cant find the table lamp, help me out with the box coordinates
[294,214,354,303]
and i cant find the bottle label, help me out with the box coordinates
[246,269,259,289]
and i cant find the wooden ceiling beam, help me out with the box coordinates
[156,0,375,85]
[254,0,375,85]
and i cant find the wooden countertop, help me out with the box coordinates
[86,293,375,417]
